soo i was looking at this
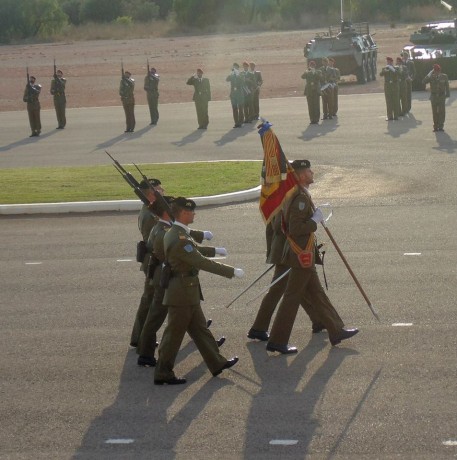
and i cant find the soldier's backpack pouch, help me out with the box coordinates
[136,241,147,263]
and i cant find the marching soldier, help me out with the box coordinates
[241,61,255,123]
[186,68,211,129]
[396,57,408,116]
[266,160,359,354]
[401,51,416,113]
[249,62,263,120]
[380,57,400,121]
[328,57,340,117]
[302,60,323,124]
[50,69,66,129]
[423,64,450,132]
[23,75,41,137]
[226,63,245,128]
[154,197,244,385]
[144,67,159,125]
[319,57,334,120]
[119,70,135,132]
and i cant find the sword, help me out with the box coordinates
[225,264,274,308]
[245,267,290,305]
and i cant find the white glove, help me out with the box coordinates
[234,268,245,278]
[215,247,227,256]
[311,208,324,224]
[203,230,213,240]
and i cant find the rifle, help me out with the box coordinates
[53,58,57,79]
[147,58,150,75]
[26,66,30,86]
[121,58,124,78]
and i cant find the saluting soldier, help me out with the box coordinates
[23,75,41,137]
[266,160,359,354]
[119,70,135,132]
[249,62,263,120]
[319,57,334,120]
[402,51,416,113]
[423,63,450,132]
[186,68,211,129]
[144,67,159,125]
[396,57,408,116]
[380,57,400,121]
[302,60,323,124]
[328,57,340,117]
[226,63,245,128]
[154,197,244,385]
[241,61,255,123]
[50,69,66,129]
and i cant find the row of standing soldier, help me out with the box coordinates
[302,57,340,125]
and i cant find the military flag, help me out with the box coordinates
[258,120,298,224]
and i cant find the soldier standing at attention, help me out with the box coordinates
[226,63,245,128]
[396,57,408,117]
[380,57,400,121]
[423,63,450,132]
[186,68,211,129]
[265,160,359,354]
[302,60,323,125]
[154,197,244,385]
[319,57,334,120]
[249,62,263,120]
[241,61,254,123]
[402,51,415,113]
[328,57,340,117]
[23,75,41,137]
[120,70,135,133]
[144,67,159,125]
[50,69,66,129]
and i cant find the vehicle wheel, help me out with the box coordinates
[356,59,367,84]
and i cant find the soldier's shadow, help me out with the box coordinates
[243,336,359,458]
[171,129,205,147]
[214,125,252,146]
[432,131,457,154]
[299,118,339,142]
[385,113,422,138]
[0,130,58,152]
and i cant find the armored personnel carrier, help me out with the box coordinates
[402,19,457,90]
[304,21,378,84]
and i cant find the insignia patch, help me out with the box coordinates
[299,201,305,211]
[183,244,194,253]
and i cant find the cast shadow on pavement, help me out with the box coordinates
[385,113,422,138]
[72,346,231,460]
[214,124,254,146]
[0,129,58,152]
[171,129,205,147]
[299,118,339,142]
[432,131,457,154]
[94,125,154,151]
[242,336,359,459]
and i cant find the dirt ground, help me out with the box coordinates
[0,23,441,112]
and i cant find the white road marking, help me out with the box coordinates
[105,438,134,444]
[25,262,42,265]
[443,440,457,446]
[269,440,298,446]
[404,253,421,256]
[117,259,133,262]
[392,323,413,327]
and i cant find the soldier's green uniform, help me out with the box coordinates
[186,69,211,129]
[250,62,263,120]
[423,66,450,132]
[226,64,245,128]
[241,62,255,123]
[301,64,323,124]
[329,60,340,117]
[402,52,416,113]
[144,68,159,125]
[380,59,400,120]
[319,59,334,119]
[23,77,41,137]
[50,71,66,129]
[119,71,135,132]
[154,201,239,382]
[396,58,408,116]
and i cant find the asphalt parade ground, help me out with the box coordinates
[1,93,457,459]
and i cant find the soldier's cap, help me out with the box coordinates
[433,64,441,71]
[139,178,161,189]
[243,61,249,66]
[328,57,335,63]
[149,178,161,187]
[151,196,174,216]
[322,57,329,62]
[386,57,393,62]
[396,57,403,63]
[150,67,156,73]
[30,76,36,80]
[174,196,196,211]
[233,63,240,68]
[124,70,131,75]
[401,51,408,57]
[291,159,311,170]
[249,62,256,66]
[197,68,203,73]
[309,60,316,67]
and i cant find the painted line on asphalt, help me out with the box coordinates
[443,440,457,446]
[105,438,134,444]
[392,323,413,327]
[269,440,299,446]
[404,253,421,256]
[25,262,42,265]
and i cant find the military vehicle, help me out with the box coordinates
[304,20,378,84]
[402,19,457,90]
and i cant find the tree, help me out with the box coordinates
[173,0,221,28]
[61,0,83,25]
[80,0,122,22]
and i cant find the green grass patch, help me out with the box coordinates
[0,161,261,204]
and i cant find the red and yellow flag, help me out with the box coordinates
[258,121,298,224]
